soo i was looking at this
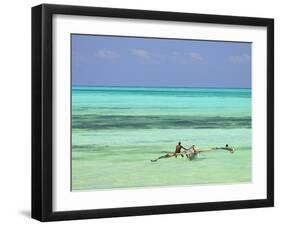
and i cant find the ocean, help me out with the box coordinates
[71,86,252,190]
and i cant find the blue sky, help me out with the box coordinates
[72,34,251,88]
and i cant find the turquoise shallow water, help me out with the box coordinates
[72,86,252,190]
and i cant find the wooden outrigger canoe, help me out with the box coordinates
[151,147,234,162]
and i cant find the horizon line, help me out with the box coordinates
[72,85,251,89]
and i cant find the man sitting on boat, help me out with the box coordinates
[214,144,234,153]
[151,142,189,162]
[174,142,188,157]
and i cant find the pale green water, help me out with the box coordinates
[72,87,251,190]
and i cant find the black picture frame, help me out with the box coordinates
[32,3,274,222]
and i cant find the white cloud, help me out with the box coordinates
[172,51,180,55]
[96,49,119,59]
[130,49,204,64]
[243,54,251,61]
[173,51,203,64]
[131,49,152,59]
[189,52,203,61]
[130,48,163,64]
[229,54,250,64]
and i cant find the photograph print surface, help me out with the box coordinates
[71,34,252,191]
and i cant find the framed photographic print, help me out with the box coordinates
[31,4,274,221]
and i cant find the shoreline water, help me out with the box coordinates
[72,86,252,190]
